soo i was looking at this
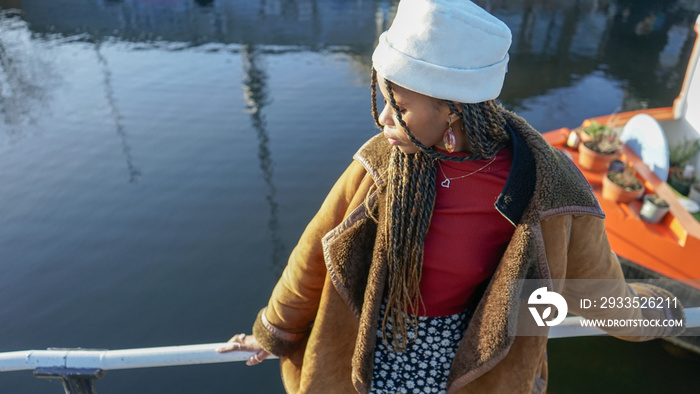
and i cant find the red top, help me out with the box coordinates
[417,147,514,317]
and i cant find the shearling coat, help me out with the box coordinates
[251,110,684,393]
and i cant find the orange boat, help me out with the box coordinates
[543,14,700,350]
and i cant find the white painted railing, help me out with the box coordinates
[0,344,275,373]
[1,307,698,373]
[548,305,700,338]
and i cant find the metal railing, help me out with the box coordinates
[0,343,270,373]
[2,307,699,393]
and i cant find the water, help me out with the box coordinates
[0,0,699,392]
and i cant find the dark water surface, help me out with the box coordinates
[1,0,699,393]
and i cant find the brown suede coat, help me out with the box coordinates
[252,110,684,393]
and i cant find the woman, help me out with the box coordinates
[218,1,684,393]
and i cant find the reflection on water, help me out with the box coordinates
[94,41,142,184]
[242,44,287,270]
[16,0,383,51]
[1,1,700,393]
[0,9,57,132]
[1,1,697,130]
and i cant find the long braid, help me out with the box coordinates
[370,68,382,129]
[382,147,436,351]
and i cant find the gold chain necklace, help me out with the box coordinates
[438,156,497,188]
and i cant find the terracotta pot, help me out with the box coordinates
[602,172,644,203]
[639,194,670,224]
[578,141,617,172]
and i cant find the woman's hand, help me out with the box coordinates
[216,333,270,366]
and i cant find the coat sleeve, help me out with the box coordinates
[560,214,685,340]
[252,160,370,356]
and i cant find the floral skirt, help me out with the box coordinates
[369,301,473,394]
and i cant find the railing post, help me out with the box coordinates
[34,367,105,394]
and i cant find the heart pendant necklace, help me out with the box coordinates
[438,156,496,188]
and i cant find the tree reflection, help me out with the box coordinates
[241,44,287,270]
[94,40,142,184]
[0,10,54,133]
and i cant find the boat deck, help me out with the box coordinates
[544,112,700,291]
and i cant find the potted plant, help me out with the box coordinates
[576,120,609,143]
[668,165,695,196]
[689,182,700,204]
[578,123,620,172]
[602,166,644,203]
[668,139,700,195]
[639,194,670,224]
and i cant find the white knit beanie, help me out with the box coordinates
[372,0,512,104]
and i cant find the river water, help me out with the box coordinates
[1,0,699,393]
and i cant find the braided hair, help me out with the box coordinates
[370,68,510,351]
[381,148,436,351]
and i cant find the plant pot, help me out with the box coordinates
[578,141,617,172]
[689,183,700,204]
[639,194,670,224]
[668,169,693,196]
[602,172,644,203]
